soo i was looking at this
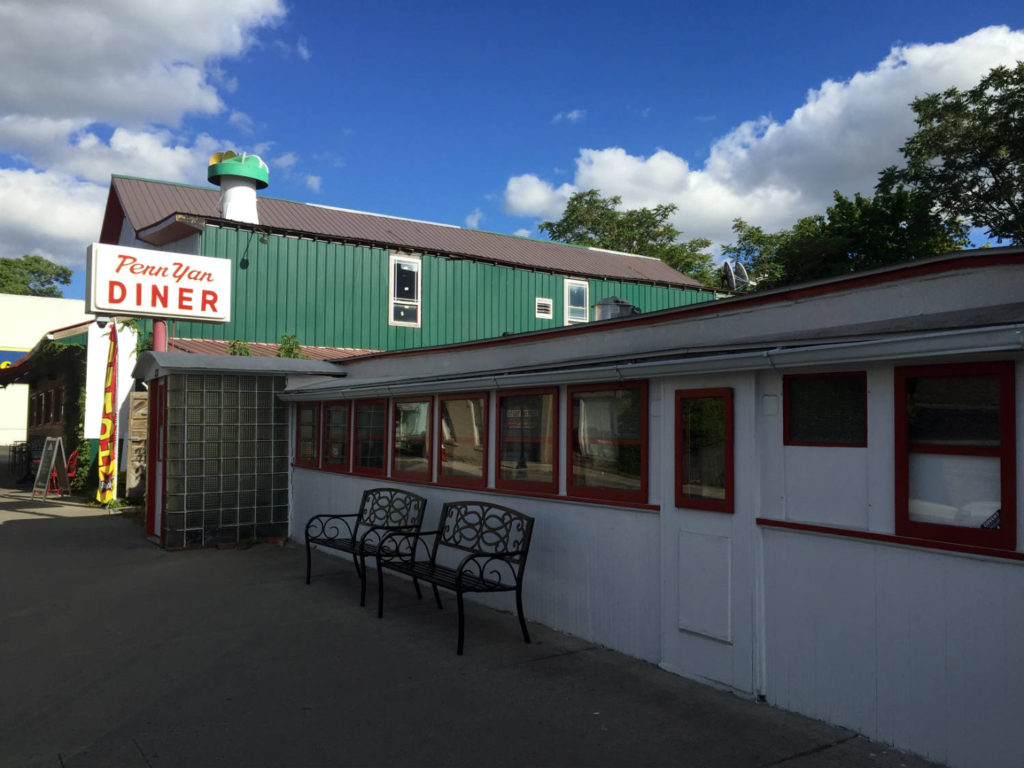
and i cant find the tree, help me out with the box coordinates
[227,339,251,356]
[276,334,309,359]
[721,185,968,290]
[539,190,716,286]
[886,61,1024,243]
[0,254,73,297]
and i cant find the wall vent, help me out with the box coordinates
[535,297,554,319]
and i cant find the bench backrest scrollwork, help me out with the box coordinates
[358,487,428,532]
[434,501,534,569]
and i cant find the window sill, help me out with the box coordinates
[756,518,1024,562]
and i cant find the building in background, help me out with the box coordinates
[99,164,714,353]
[0,296,94,450]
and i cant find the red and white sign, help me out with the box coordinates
[86,243,231,323]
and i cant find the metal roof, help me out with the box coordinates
[168,338,376,360]
[132,352,345,381]
[108,176,706,289]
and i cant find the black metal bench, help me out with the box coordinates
[375,500,534,654]
[305,487,427,607]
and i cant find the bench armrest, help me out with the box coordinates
[377,528,439,564]
[454,551,526,588]
[305,513,358,542]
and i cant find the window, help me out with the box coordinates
[389,253,421,327]
[53,389,64,424]
[535,297,553,319]
[392,398,432,481]
[895,362,1016,550]
[322,401,350,472]
[353,399,388,476]
[676,389,734,513]
[567,381,648,503]
[784,372,866,446]
[438,393,488,488]
[564,278,589,325]
[496,388,558,493]
[294,403,320,468]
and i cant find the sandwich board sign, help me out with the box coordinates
[32,437,69,499]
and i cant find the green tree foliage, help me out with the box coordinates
[886,62,1024,244]
[227,339,251,356]
[0,254,73,297]
[276,334,309,359]
[539,190,716,286]
[722,186,968,290]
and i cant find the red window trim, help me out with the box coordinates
[321,400,351,473]
[351,398,388,478]
[391,396,433,482]
[293,402,320,469]
[757,518,1024,563]
[566,380,649,504]
[494,387,559,494]
[437,392,489,490]
[675,387,734,514]
[783,371,867,447]
[894,361,1016,551]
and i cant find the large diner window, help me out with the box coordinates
[676,388,733,513]
[496,388,558,493]
[895,362,1016,551]
[784,372,866,446]
[322,401,350,472]
[389,253,421,328]
[438,393,488,488]
[567,381,648,503]
[294,403,320,469]
[392,398,432,481]
[353,399,388,476]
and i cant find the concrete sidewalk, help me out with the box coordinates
[0,486,939,768]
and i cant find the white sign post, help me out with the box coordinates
[85,243,231,323]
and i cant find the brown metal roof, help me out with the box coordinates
[168,338,375,360]
[109,176,706,289]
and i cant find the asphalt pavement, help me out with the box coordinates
[0,481,942,768]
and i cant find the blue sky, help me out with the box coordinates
[0,0,1021,300]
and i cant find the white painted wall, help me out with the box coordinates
[762,528,1024,768]
[0,295,93,445]
[285,354,1024,768]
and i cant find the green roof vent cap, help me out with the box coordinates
[207,151,269,189]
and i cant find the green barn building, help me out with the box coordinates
[99,168,715,353]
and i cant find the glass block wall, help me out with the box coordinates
[163,373,290,548]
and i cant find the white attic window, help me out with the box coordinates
[535,297,553,319]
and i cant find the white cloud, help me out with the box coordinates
[274,152,299,171]
[513,228,532,238]
[0,169,108,266]
[0,0,285,125]
[0,0,287,270]
[305,175,322,192]
[552,109,587,124]
[465,208,483,228]
[297,36,312,61]
[506,25,1024,246]
[502,174,574,219]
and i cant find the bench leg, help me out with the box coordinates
[432,584,443,610]
[358,553,368,607]
[305,538,312,585]
[413,577,423,600]
[516,584,531,644]
[456,591,465,655]
[376,555,385,619]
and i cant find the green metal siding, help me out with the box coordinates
[169,226,714,350]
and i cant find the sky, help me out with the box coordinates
[0,0,1022,301]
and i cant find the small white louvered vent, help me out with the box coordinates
[535,297,554,319]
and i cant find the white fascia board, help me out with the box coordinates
[279,324,1024,401]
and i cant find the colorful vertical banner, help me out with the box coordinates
[96,324,118,504]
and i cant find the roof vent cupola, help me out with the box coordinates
[207,151,269,225]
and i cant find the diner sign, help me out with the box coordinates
[86,243,231,322]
